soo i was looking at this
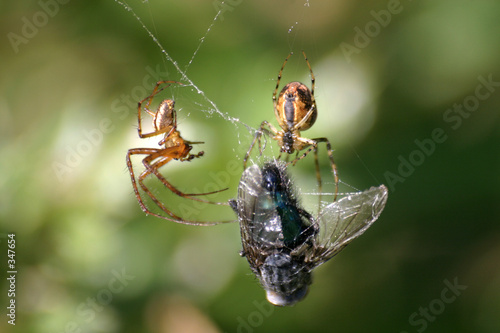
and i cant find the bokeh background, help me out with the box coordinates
[1,0,500,332]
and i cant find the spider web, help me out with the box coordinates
[113,0,315,134]
[114,1,237,120]
[115,0,368,217]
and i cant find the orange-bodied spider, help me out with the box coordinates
[126,80,232,225]
[243,51,339,200]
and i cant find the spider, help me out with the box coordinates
[126,80,231,225]
[243,51,339,201]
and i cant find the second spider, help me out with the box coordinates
[244,51,339,200]
[126,80,229,225]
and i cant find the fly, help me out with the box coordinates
[230,160,388,306]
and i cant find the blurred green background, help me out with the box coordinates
[1,0,499,332]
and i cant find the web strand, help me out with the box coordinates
[115,0,248,129]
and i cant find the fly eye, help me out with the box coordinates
[263,176,275,191]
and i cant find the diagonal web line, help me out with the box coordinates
[115,0,247,129]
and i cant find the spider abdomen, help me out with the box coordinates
[277,81,317,132]
[153,99,176,131]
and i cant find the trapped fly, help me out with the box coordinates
[229,160,388,306]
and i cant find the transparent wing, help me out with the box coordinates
[235,163,288,248]
[306,185,388,265]
[236,165,265,225]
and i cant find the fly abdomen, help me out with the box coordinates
[259,252,311,306]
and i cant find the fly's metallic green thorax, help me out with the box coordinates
[230,160,389,306]
[260,162,316,248]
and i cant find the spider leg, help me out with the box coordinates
[140,80,182,114]
[137,209,235,226]
[292,137,339,202]
[126,148,170,217]
[273,52,293,124]
[276,138,320,209]
[140,124,176,141]
[127,148,234,225]
[291,51,317,132]
[278,151,284,161]
[128,80,236,225]
[140,148,228,203]
[137,81,182,139]
[129,149,188,221]
[301,50,315,103]
[156,103,182,146]
[136,103,172,140]
[313,144,323,210]
[314,137,339,201]
[292,103,316,132]
[243,121,279,169]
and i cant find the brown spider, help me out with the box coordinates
[243,51,339,200]
[126,80,232,225]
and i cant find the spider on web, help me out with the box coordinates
[243,51,339,201]
[126,80,232,225]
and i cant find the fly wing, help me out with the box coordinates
[236,164,286,248]
[236,165,264,227]
[306,185,388,266]
[235,165,275,259]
